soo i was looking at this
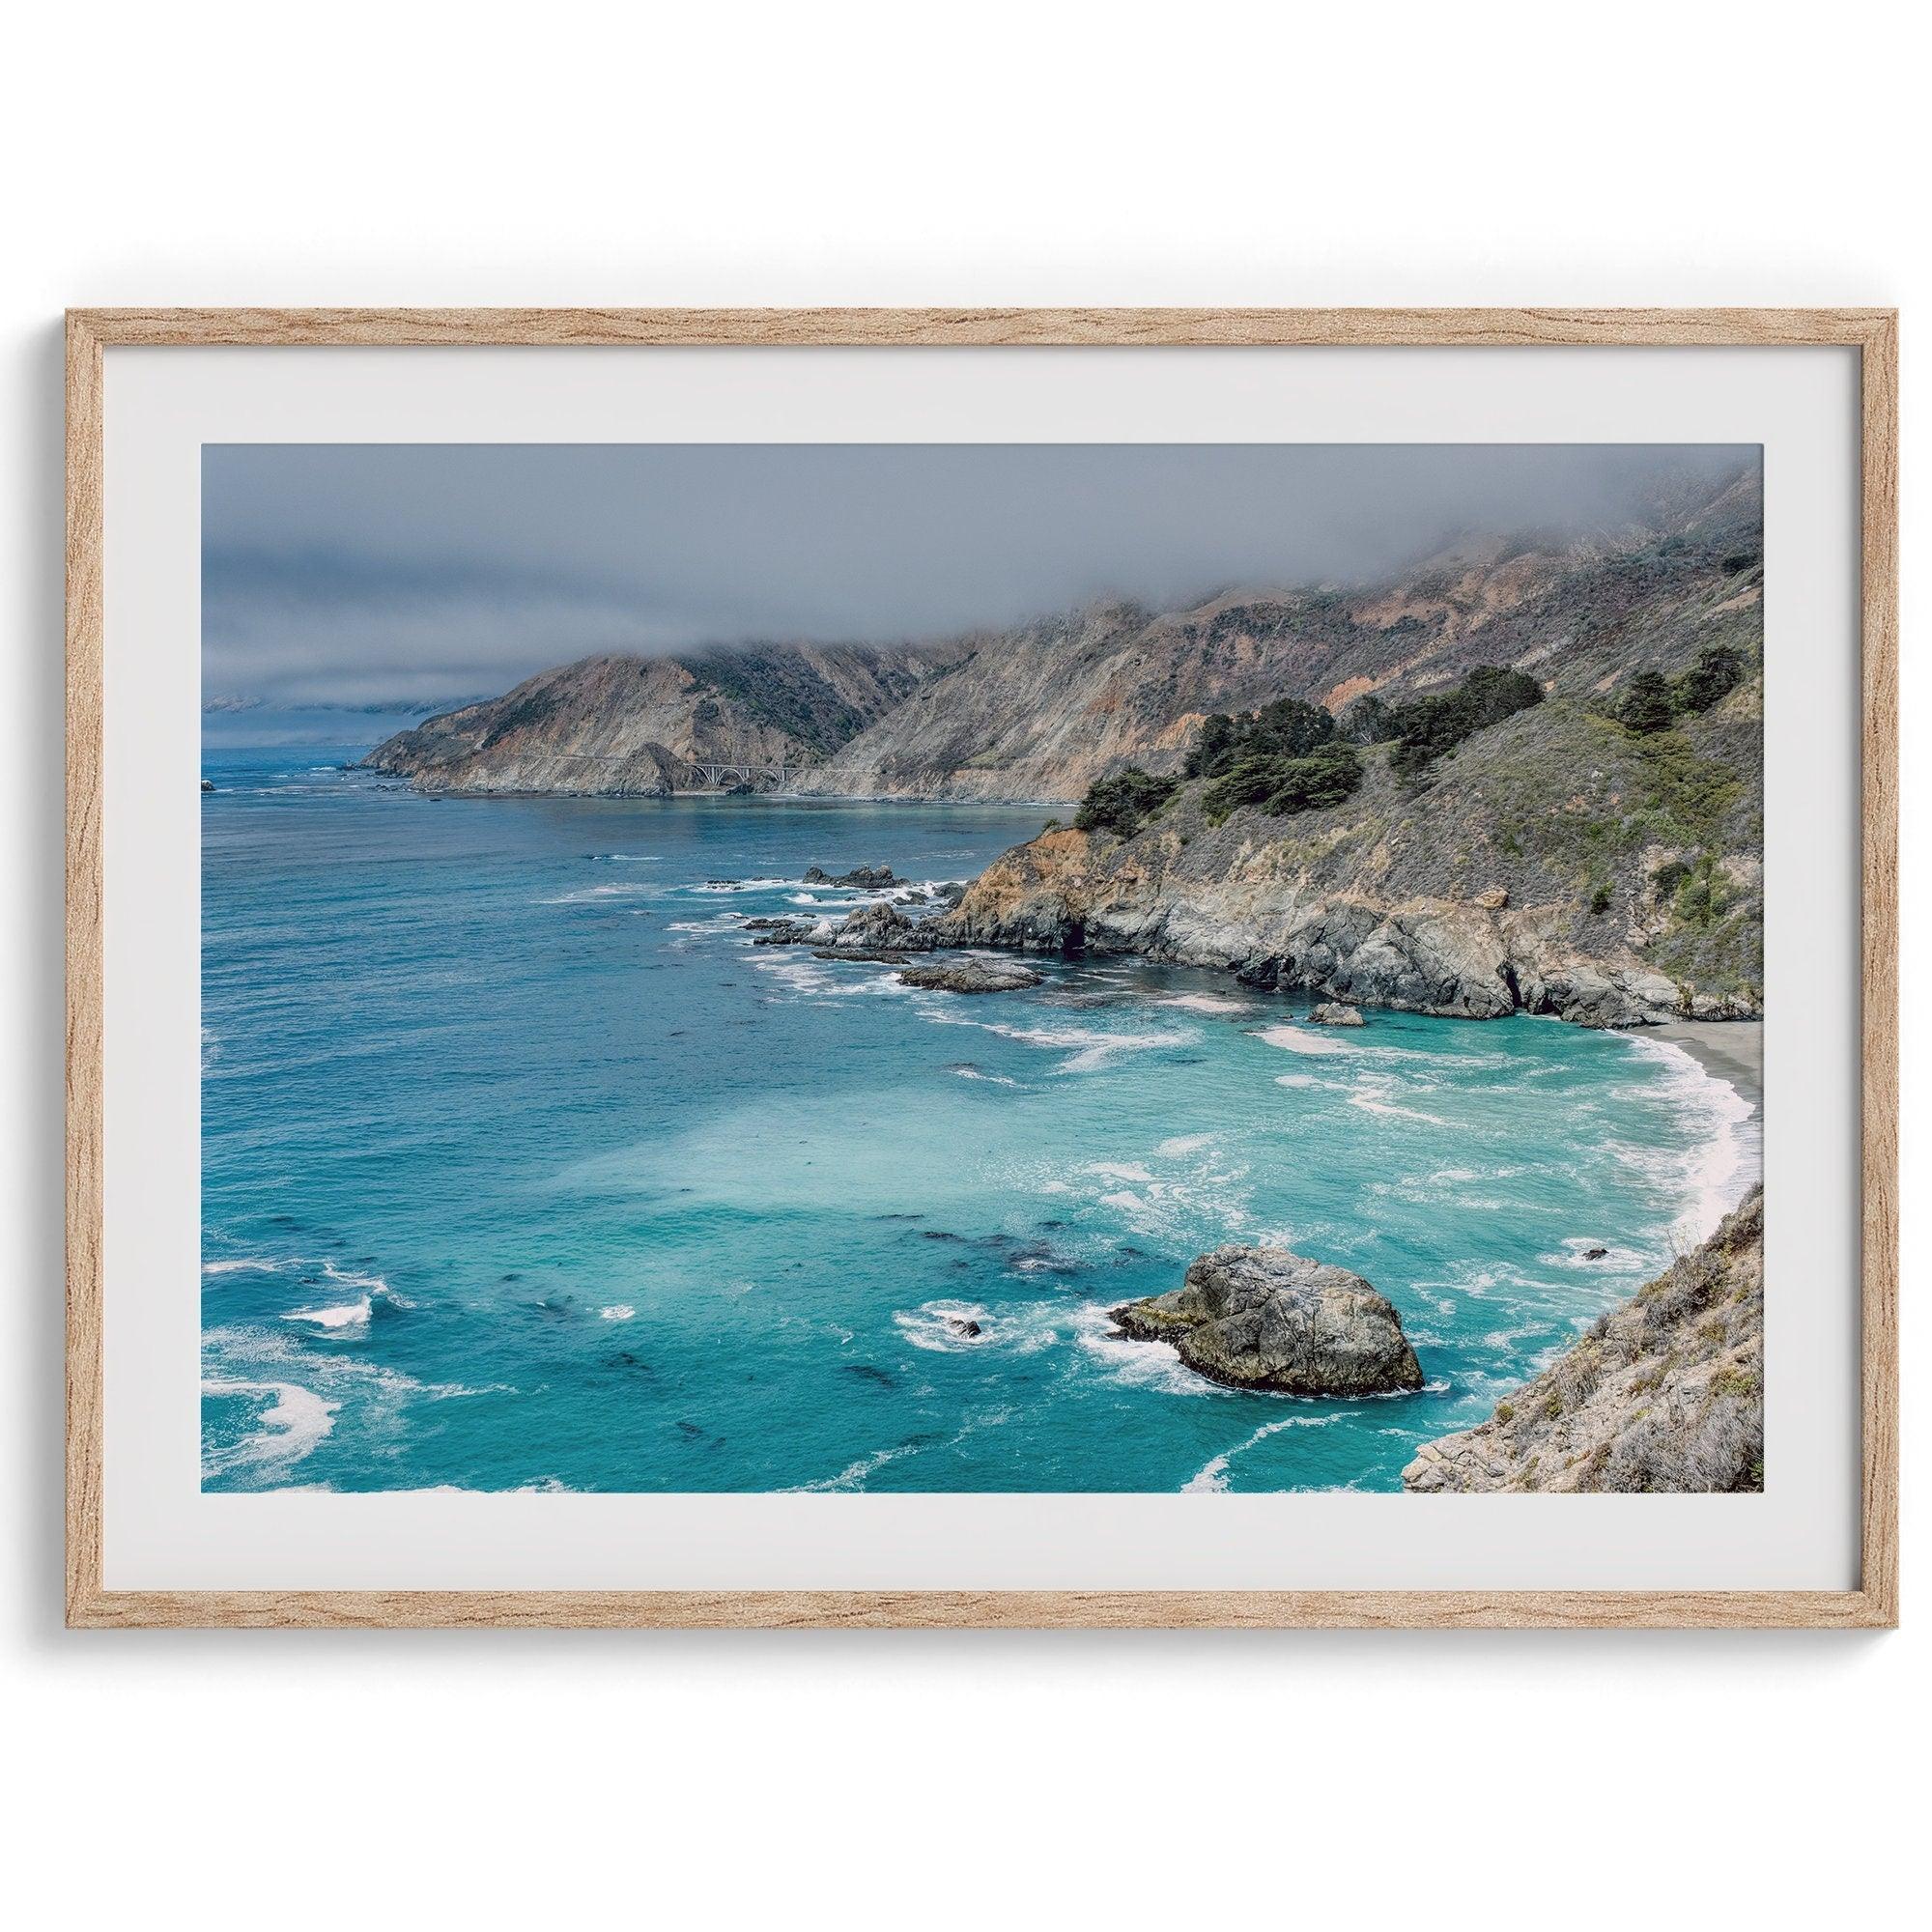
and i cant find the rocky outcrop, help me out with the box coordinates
[897,958,1043,994]
[1112,1247,1425,1397]
[827,900,938,953]
[1310,1002,1364,1026]
[933,674,1762,1025]
[804,864,902,888]
[1403,1189,1764,1492]
[363,643,956,796]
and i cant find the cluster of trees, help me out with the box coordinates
[1342,665,1546,781]
[1617,641,1752,736]
[1203,741,1362,822]
[1184,696,1338,777]
[1073,766,1179,838]
[1180,696,1365,823]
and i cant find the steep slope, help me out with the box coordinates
[1403,1189,1764,1492]
[363,642,956,796]
[793,463,1762,803]
[933,670,1763,1025]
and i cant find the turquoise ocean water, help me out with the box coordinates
[201,747,1760,1493]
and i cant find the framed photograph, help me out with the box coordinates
[66,308,1896,1629]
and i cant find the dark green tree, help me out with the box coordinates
[1673,641,1749,715]
[1386,665,1544,781]
[1618,670,1675,735]
[1074,767,1179,838]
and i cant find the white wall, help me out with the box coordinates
[2,5,1920,1924]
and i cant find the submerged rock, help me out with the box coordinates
[1111,1246,1424,1397]
[200,778,215,794]
[750,917,828,946]
[897,958,1044,994]
[805,863,902,888]
[1309,1002,1364,1026]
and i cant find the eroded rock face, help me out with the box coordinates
[827,900,938,952]
[898,957,1043,994]
[933,815,1747,1028]
[1111,1246,1425,1397]
[1309,1002,1364,1026]
[1403,1189,1764,1493]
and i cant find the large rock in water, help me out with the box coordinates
[827,900,938,952]
[897,957,1043,994]
[1111,1247,1425,1397]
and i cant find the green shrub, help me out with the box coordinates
[1387,665,1544,781]
[1669,853,1735,930]
[1589,883,1612,916]
[1074,768,1179,838]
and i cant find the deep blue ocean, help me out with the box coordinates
[201,746,1759,1493]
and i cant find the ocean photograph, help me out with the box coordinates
[201,443,1766,1494]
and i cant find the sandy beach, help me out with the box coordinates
[1649,1019,1763,1116]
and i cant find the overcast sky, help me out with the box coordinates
[203,442,1752,712]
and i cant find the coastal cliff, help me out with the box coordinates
[365,463,1760,810]
[931,665,1762,1025]
[793,464,1762,802]
[363,642,956,795]
[1403,1189,1764,1492]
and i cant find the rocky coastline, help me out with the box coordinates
[1403,1189,1765,1492]
[762,827,1758,1032]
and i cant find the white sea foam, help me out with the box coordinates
[1154,1133,1216,1157]
[285,1296,374,1329]
[283,1264,411,1331]
[1254,1022,1350,1057]
[534,882,659,905]
[202,1257,279,1276]
[967,1019,1197,1074]
[1616,1034,1761,1249]
[1540,1235,1646,1272]
[598,1304,637,1321]
[894,1299,998,1352]
[689,876,794,895]
[1070,1303,1216,1397]
[590,852,659,864]
[1345,1073,1449,1126]
[1274,1071,1321,1090]
[750,952,838,996]
[1184,1413,1339,1492]
[1087,1161,1155,1184]
[1157,992,1255,1014]
[201,1377,338,1475]
[666,912,748,934]
[794,1444,913,1492]
[952,1065,1019,1086]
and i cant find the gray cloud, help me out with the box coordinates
[204,442,1752,711]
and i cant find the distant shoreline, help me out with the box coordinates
[1648,1018,1763,1116]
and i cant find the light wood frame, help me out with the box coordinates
[65,307,1899,1630]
